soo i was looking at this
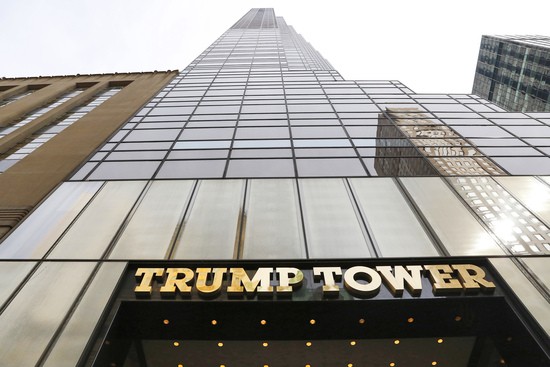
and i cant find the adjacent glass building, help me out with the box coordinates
[0,8,549,367]
[473,35,550,112]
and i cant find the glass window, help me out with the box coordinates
[345,126,378,138]
[493,157,550,175]
[186,121,237,128]
[105,151,167,161]
[0,182,102,259]
[179,128,234,140]
[48,181,146,259]
[495,177,550,230]
[142,115,189,122]
[332,104,380,112]
[235,127,289,139]
[172,180,244,259]
[174,140,231,149]
[114,142,173,151]
[287,104,333,113]
[148,106,195,115]
[451,125,514,138]
[70,162,98,181]
[400,177,504,256]
[478,147,542,156]
[441,118,491,126]
[523,257,550,291]
[42,262,126,367]
[289,112,337,119]
[194,105,241,114]
[0,262,35,306]
[295,148,356,157]
[242,179,306,259]
[293,139,351,148]
[490,258,550,336]
[289,119,339,126]
[109,181,195,259]
[503,125,550,137]
[291,126,346,139]
[226,159,295,177]
[156,160,226,179]
[299,179,371,258]
[231,149,292,158]
[167,150,228,159]
[241,104,286,113]
[422,104,472,112]
[349,178,438,257]
[233,140,291,148]
[470,138,526,147]
[0,261,95,366]
[239,119,288,127]
[491,118,539,125]
[123,129,180,142]
[88,161,160,180]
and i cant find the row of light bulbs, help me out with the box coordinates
[163,315,464,327]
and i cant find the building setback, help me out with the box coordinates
[0,8,549,367]
[472,35,550,112]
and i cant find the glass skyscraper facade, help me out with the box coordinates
[0,8,549,367]
[473,35,550,112]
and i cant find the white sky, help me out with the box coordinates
[1,0,549,94]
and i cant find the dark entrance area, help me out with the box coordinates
[88,297,549,367]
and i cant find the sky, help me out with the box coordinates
[1,0,549,94]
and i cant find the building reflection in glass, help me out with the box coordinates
[374,108,506,176]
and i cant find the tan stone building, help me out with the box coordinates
[0,71,177,237]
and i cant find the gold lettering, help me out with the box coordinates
[275,267,304,296]
[159,268,194,298]
[135,268,165,297]
[376,265,423,296]
[451,264,496,293]
[227,268,274,297]
[424,265,462,295]
[195,268,226,297]
[313,267,342,297]
[344,266,382,298]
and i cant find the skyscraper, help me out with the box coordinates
[0,8,549,367]
[472,35,550,112]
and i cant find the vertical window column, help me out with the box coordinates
[0,81,110,173]
[0,86,123,173]
[0,87,37,108]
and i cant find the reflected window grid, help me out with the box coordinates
[450,177,550,254]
